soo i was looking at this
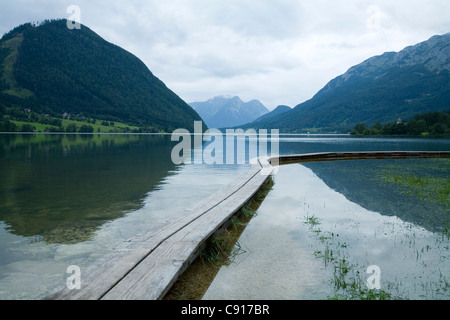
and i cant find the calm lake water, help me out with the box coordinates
[0,133,449,299]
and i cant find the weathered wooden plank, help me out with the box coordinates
[100,165,271,300]
[121,165,262,250]
[101,241,200,300]
[45,248,151,300]
[46,163,267,300]
[270,151,450,165]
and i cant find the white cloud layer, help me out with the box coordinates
[1,0,449,109]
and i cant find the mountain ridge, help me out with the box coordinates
[247,33,450,133]
[252,105,291,124]
[0,19,202,132]
[190,96,269,129]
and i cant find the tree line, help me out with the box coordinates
[351,111,450,137]
[0,120,94,133]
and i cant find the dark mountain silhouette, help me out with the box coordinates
[0,19,202,132]
[249,33,450,133]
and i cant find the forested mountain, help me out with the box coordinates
[251,105,291,124]
[249,33,450,133]
[190,96,269,129]
[0,19,202,132]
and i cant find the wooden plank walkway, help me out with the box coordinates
[269,151,450,165]
[46,151,450,300]
[46,158,273,300]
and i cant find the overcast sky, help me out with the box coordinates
[1,1,449,110]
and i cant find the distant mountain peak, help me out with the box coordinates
[190,96,269,129]
[247,32,450,133]
[329,33,450,92]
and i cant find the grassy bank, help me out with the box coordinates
[10,119,140,133]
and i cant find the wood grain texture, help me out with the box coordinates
[47,162,270,300]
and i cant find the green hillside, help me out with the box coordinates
[248,33,450,133]
[0,19,202,132]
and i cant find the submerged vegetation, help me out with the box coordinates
[304,214,395,300]
[377,158,450,233]
[302,158,450,300]
[165,158,450,300]
[163,177,274,300]
[201,177,274,265]
[382,174,449,208]
[379,160,450,210]
[306,158,450,234]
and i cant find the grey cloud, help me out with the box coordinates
[1,0,449,110]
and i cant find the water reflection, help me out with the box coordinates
[204,162,450,300]
[0,134,177,244]
[203,136,450,300]
[303,159,450,233]
[0,134,252,300]
[1,134,449,299]
[278,136,450,155]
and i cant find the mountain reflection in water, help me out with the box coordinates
[0,134,177,244]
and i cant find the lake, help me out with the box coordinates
[0,134,449,299]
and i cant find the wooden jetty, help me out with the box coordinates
[271,151,450,166]
[46,157,273,300]
[47,151,450,300]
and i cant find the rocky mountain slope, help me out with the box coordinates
[250,33,450,133]
[190,96,269,128]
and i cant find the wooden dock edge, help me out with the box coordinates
[46,151,450,300]
[268,151,450,166]
[46,159,273,300]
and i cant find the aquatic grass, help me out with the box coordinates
[378,159,450,209]
[337,288,393,301]
[163,176,275,300]
[230,215,246,228]
[201,230,246,265]
[330,257,394,300]
[253,177,275,200]
[303,212,396,300]
[383,175,450,207]
[371,159,450,235]
[305,214,321,227]
[304,214,323,239]
[303,158,450,300]
[240,205,258,220]
[202,176,274,264]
